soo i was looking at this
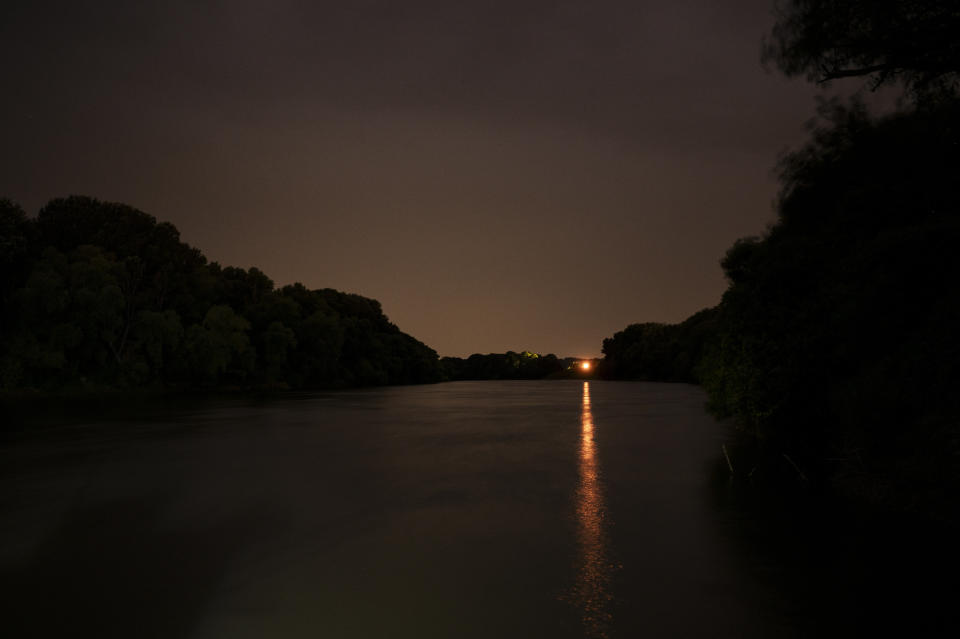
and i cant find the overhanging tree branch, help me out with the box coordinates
[817,63,894,83]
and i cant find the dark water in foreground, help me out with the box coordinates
[1,381,957,637]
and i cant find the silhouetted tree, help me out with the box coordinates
[764,0,960,98]
[602,4,960,517]
[601,308,718,383]
[441,350,564,380]
[701,98,960,510]
[0,199,33,302]
[0,196,442,392]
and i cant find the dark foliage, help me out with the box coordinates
[602,1,960,516]
[441,350,564,381]
[703,99,960,514]
[0,196,442,392]
[763,0,960,99]
[600,307,718,383]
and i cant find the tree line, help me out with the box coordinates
[602,0,960,517]
[600,307,718,383]
[0,196,443,392]
[441,350,566,381]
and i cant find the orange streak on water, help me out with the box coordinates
[575,381,611,638]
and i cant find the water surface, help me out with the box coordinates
[1,381,955,637]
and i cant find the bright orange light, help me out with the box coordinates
[581,361,591,371]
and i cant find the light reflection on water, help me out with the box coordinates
[7,382,949,637]
[574,381,612,638]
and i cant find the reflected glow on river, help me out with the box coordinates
[3,381,956,638]
[574,382,611,637]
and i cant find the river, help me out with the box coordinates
[1,381,956,637]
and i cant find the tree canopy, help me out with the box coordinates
[441,350,564,381]
[600,307,718,384]
[0,196,442,392]
[600,1,960,517]
[764,0,960,98]
[702,97,960,509]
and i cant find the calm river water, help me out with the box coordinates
[1,381,956,637]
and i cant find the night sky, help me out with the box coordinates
[1,0,820,357]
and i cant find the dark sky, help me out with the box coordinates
[0,0,820,357]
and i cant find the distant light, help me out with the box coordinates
[581,361,591,371]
